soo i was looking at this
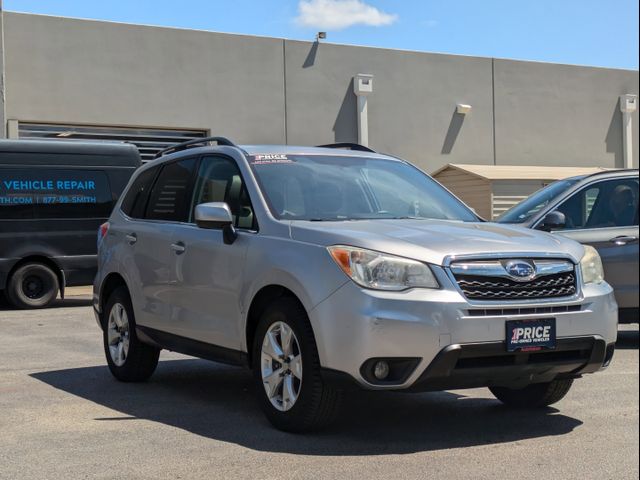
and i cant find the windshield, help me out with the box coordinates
[497,179,580,224]
[248,154,478,222]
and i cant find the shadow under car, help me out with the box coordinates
[31,358,583,455]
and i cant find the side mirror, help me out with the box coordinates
[539,211,566,232]
[194,202,237,244]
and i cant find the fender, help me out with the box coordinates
[237,234,350,353]
[239,268,315,353]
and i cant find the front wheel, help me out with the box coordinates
[252,298,342,432]
[490,379,574,408]
[103,286,160,382]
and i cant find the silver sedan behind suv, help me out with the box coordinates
[497,169,639,324]
[93,138,618,432]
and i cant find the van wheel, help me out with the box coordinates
[6,262,59,309]
[252,298,342,432]
[103,286,160,382]
[490,379,574,408]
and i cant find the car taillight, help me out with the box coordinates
[98,222,110,244]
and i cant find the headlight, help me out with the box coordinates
[580,245,604,285]
[327,245,439,291]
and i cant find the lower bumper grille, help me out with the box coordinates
[466,304,582,317]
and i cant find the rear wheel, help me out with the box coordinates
[252,298,342,432]
[103,286,160,382]
[6,262,59,309]
[490,379,574,408]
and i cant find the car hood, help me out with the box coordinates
[289,219,585,265]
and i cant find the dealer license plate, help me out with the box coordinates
[506,318,556,352]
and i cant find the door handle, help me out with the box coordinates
[170,242,186,254]
[609,235,638,246]
[125,233,137,245]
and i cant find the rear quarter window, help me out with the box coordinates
[120,166,159,219]
[144,158,197,222]
[0,168,112,219]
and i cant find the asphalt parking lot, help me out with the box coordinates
[0,293,638,480]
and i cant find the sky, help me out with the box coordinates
[4,0,639,70]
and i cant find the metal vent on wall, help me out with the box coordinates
[17,123,208,162]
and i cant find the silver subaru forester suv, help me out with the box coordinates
[93,138,618,432]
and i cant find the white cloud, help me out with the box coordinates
[296,0,398,30]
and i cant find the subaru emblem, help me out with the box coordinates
[504,260,536,281]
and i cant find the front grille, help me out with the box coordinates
[454,271,577,301]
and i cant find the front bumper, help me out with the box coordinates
[309,277,618,391]
[407,336,613,392]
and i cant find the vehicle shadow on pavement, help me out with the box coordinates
[616,330,639,349]
[31,359,582,455]
[0,297,92,311]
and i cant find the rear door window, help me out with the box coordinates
[144,158,197,222]
[0,168,112,219]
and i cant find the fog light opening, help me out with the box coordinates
[373,360,390,380]
[360,357,421,385]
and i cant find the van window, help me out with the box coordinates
[120,166,159,219]
[145,158,196,222]
[0,168,112,219]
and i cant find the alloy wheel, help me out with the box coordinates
[260,321,303,412]
[107,303,130,367]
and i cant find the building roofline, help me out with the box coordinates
[4,11,639,73]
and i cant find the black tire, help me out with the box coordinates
[6,262,59,309]
[103,286,160,382]
[252,297,342,432]
[490,379,574,408]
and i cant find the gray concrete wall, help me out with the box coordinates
[493,59,639,168]
[282,40,495,169]
[4,13,286,144]
[3,12,639,172]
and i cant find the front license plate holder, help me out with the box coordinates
[506,318,556,352]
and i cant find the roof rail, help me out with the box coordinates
[154,136,238,158]
[316,142,376,153]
